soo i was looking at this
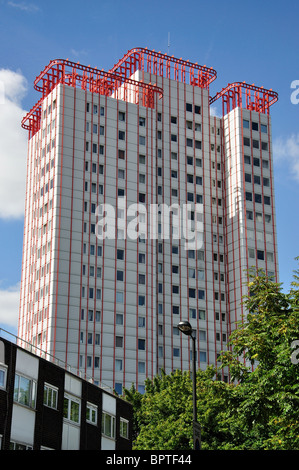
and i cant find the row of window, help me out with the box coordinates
[246,210,271,223]
[248,248,274,262]
[243,136,268,151]
[245,173,270,186]
[1,369,129,440]
[243,119,268,134]
[244,154,269,168]
[245,192,271,205]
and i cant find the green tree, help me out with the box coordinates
[124,265,299,450]
[219,267,299,449]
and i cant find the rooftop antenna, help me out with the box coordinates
[168,32,170,54]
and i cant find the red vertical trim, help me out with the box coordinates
[200,86,209,367]
[123,98,128,388]
[99,94,108,384]
[183,79,189,371]
[65,85,77,366]
[227,109,237,327]
[239,108,249,286]
[53,82,66,357]
[249,110,259,273]
[258,113,268,276]
[113,97,120,389]
[77,89,87,374]
[135,100,140,387]
[266,114,278,281]
[233,109,244,326]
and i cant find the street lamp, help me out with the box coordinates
[178,321,201,450]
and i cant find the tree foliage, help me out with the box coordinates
[124,263,299,450]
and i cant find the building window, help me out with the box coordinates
[254,175,261,185]
[261,124,268,133]
[198,289,205,300]
[173,348,180,358]
[119,111,126,122]
[118,418,129,440]
[115,383,122,395]
[102,412,116,439]
[186,103,192,112]
[139,116,146,126]
[139,253,145,264]
[200,351,207,362]
[264,195,271,205]
[119,149,125,159]
[63,394,80,424]
[198,309,205,320]
[14,374,36,408]
[86,403,98,425]
[138,339,146,350]
[0,366,7,390]
[255,193,262,204]
[9,442,33,450]
[173,305,179,315]
[43,383,58,409]
[262,141,268,151]
[253,157,260,167]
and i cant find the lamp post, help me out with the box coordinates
[178,320,201,450]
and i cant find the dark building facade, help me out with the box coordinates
[0,335,132,450]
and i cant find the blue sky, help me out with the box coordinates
[0,0,298,335]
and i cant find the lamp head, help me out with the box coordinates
[178,321,193,336]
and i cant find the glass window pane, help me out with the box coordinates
[70,400,80,423]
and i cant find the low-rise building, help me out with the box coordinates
[0,333,132,450]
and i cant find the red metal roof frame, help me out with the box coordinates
[22,58,163,137]
[109,47,217,89]
[210,81,278,115]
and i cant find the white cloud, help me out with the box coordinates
[7,1,40,12]
[210,104,221,118]
[70,48,88,59]
[0,283,20,329]
[0,69,28,219]
[273,133,299,182]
